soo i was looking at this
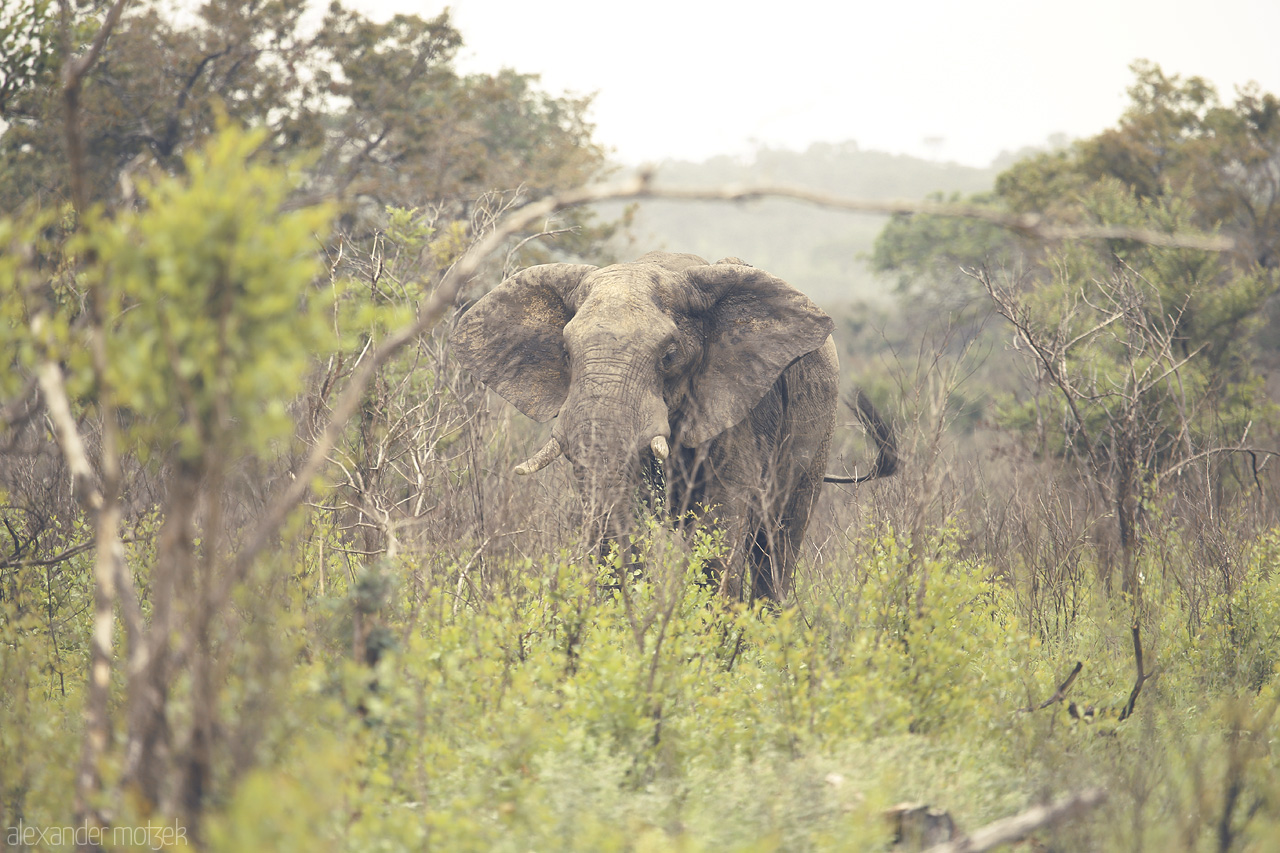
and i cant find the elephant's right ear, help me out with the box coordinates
[453,264,597,421]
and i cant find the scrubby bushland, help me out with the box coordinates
[2,8,1280,849]
[3,124,1278,845]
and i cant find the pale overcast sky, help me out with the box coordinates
[349,0,1280,168]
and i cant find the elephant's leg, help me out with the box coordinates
[668,444,750,597]
[687,501,751,599]
[747,524,783,603]
[747,338,838,602]
[745,506,795,603]
[749,471,824,601]
[697,461,801,603]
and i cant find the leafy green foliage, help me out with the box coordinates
[0,208,62,399]
[1,123,352,831]
[870,191,1016,299]
[873,63,1280,533]
[65,524,1261,849]
[3,11,1279,848]
[8,478,1279,849]
[66,122,335,461]
[0,0,613,254]
[83,124,335,462]
[0,0,55,117]
[1180,528,1280,694]
[995,183,1277,472]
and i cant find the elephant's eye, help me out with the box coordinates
[661,343,679,371]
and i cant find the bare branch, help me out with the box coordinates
[1138,342,1208,390]
[1156,439,1280,484]
[34,357,102,511]
[623,178,1233,251]
[1064,310,1124,352]
[505,225,579,269]
[1020,661,1083,712]
[0,537,136,570]
[923,788,1108,853]
[61,0,131,216]
[61,0,130,83]
[54,1,132,831]
[972,268,1106,473]
[1120,625,1155,722]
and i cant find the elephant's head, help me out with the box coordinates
[453,251,834,537]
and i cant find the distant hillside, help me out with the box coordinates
[595,141,998,306]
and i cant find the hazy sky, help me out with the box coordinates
[351,0,1280,168]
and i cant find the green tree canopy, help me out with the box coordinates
[0,0,610,253]
[873,61,1280,290]
[872,61,1280,507]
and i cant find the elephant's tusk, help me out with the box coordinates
[514,436,562,475]
[650,435,669,461]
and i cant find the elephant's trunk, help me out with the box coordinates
[552,347,672,549]
[561,415,658,543]
[564,416,644,509]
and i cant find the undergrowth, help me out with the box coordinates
[2,507,1280,845]
[10,523,1274,850]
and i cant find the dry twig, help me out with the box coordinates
[619,175,1234,250]
[922,788,1108,853]
[1020,661,1083,713]
[54,0,134,832]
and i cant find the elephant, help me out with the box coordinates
[452,251,895,602]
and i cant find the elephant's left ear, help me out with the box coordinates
[681,264,834,446]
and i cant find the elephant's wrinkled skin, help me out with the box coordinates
[453,251,894,601]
